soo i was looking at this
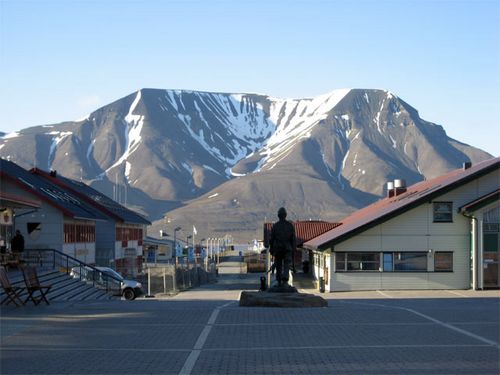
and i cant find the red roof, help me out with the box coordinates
[460,189,500,214]
[305,157,500,250]
[263,221,341,247]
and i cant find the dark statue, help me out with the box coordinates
[269,207,296,287]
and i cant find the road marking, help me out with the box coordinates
[178,301,234,375]
[403,307,500,349]
[340,300,500,349]
[0,343,491,352]
[376,290,394,298]
[447,290,468,297]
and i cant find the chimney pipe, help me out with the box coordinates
[386,181,395,198]
[463,162,472,170]
[393,179,407,196]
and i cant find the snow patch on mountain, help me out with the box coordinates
[47,131,73,170]
[2,132,20,139]
[259,89,351,171]
[389,135,397,148]
[86,140,95,166]
[106,90,144,174]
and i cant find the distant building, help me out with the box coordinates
[0,191,41,252]
[263,220,340,271]
[31,168,151,276]
[0,159,107,264]
[304,157,500,291]
[143,236,174,263]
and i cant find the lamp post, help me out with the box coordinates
[208,238,213,261]
[173,226,181,266]
[216,238,221,265]
[200,238,206,268]
[186,235,192,267]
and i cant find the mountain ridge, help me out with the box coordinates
[0,88,492,241]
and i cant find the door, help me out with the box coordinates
[483,207,499,289]
[483,232,499,288]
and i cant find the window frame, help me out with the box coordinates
[433,201,453,223]
[393,252,428,272]
[434,251,453,272]
[335,252,380,272]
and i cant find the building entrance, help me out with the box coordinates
[483,206,499,289]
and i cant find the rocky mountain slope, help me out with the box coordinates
[0,88,492,241]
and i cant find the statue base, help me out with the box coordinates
[239,290,327,308]
[267,284,298,293]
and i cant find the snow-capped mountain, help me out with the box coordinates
[0,88,492,241]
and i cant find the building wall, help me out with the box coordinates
[17,203,64,251]
[96,220,116,266]
[62,218,97,264]
[329,168,499,291]
[3,179,64,251]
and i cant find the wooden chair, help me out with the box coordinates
[21,266,51,305]
[0,266,25,306]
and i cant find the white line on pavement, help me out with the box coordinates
[0,343,491,352]
[403,307,500,349]
[376,290,394,298]
[178,301,234,375]
[340,300,500,350]
[447,290,469,297]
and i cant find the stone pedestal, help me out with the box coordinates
[239,290,327,308]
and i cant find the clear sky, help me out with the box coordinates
[1,0,499,156]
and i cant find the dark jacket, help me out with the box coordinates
[11,233,24,253]
[269,219,296,257]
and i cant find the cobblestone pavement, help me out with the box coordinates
[1,274,499,374]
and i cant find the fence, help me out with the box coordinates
[143,257,217,296]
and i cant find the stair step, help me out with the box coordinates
[1,267,116,303]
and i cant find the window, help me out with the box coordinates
[433,202,453,222]
[335,253,346,271]
[434,252,453,272]
[383,253,393,272]
[348,253,380,271]
[394,252,427,271]
[64,223,95,243]
[335,252,380,271]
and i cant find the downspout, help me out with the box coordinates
[462,212,478,290]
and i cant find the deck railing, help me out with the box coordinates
[24,248,122,295]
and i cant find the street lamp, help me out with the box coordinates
[186,235,193,267]
[200,238,206,268]
[173,226,181,265]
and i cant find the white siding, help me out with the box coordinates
[329,166,498,291]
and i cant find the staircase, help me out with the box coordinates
[2,268,116,303]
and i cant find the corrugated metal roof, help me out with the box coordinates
[263,221,341,247]
[31,168,151,225]
[1,159,108,221]
[305,157,500,251]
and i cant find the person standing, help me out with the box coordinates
[269,207,296,286]
[11,230,25,258]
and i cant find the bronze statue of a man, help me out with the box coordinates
[269,207,296,286]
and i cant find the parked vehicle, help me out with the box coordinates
[70,266,142,300]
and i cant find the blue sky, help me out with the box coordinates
[1,0,499,155]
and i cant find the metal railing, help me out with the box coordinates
[24,248,122,296]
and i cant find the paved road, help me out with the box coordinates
[1,273,499,374]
